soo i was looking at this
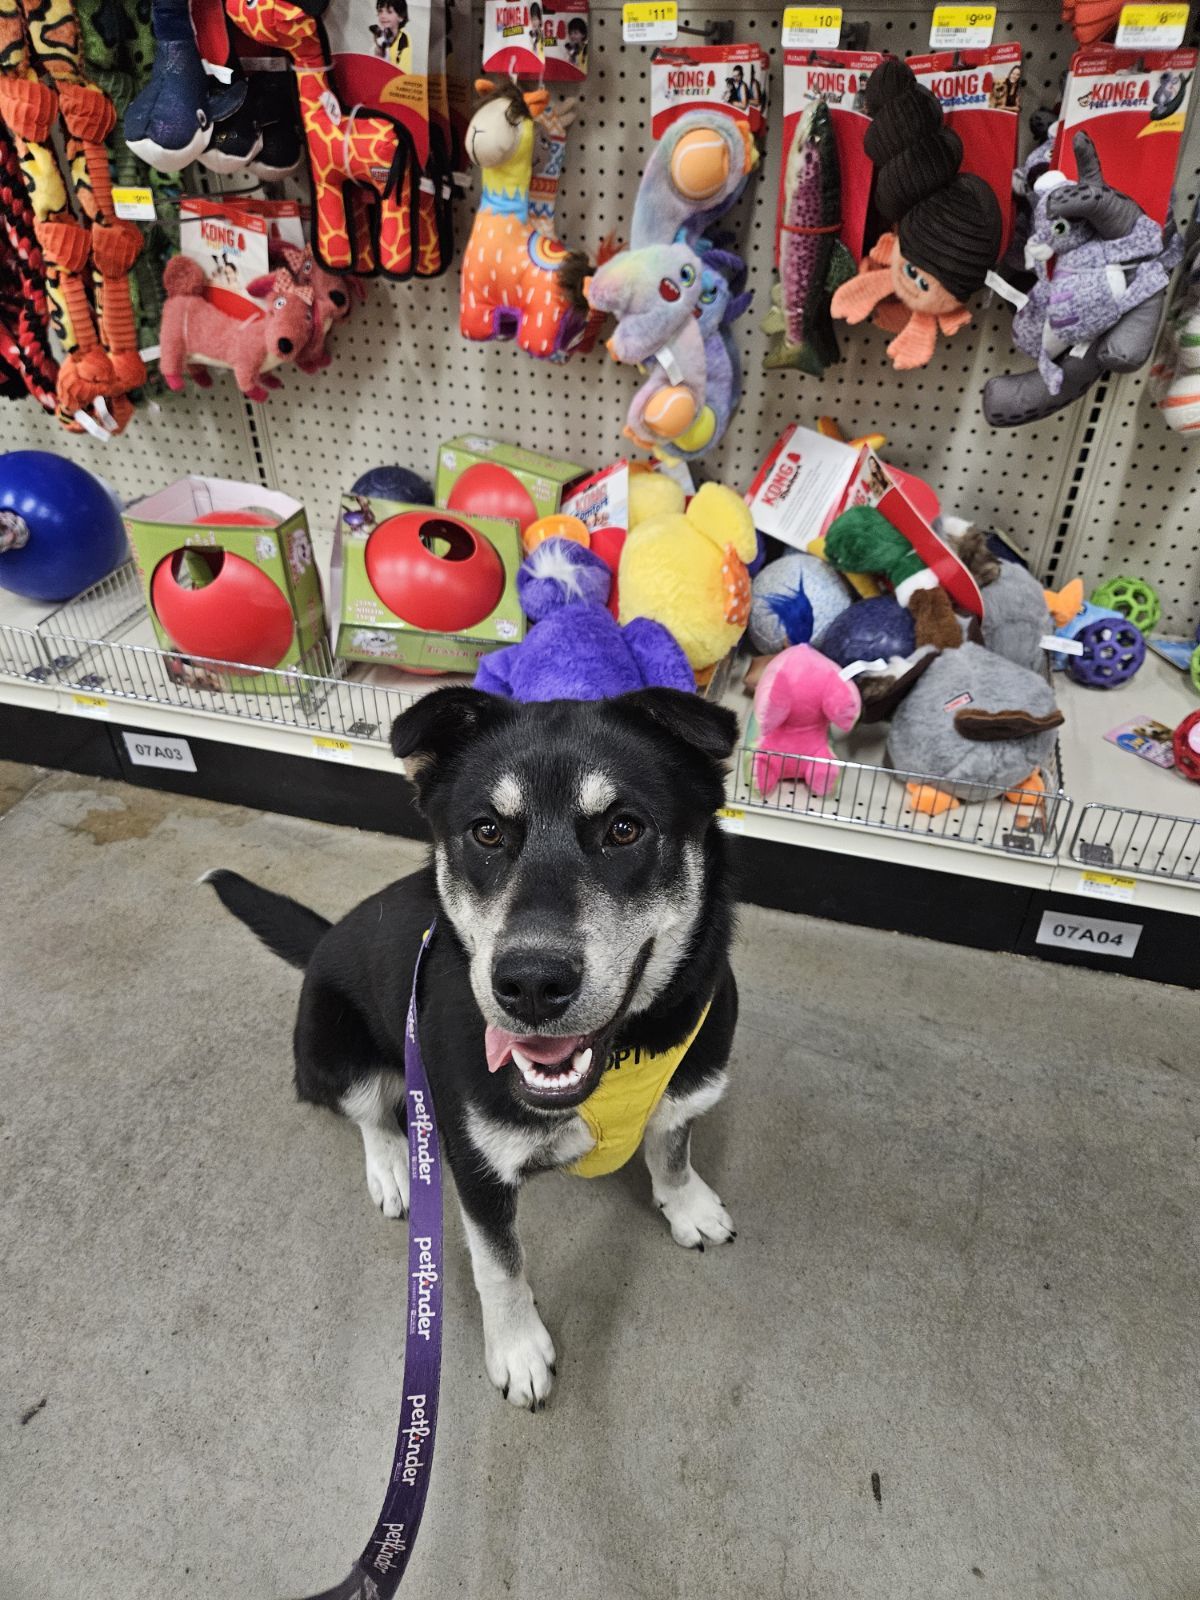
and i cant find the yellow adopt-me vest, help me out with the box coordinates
[569,1002,712,1178]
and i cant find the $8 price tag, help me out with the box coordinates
[1115,3,1189,46]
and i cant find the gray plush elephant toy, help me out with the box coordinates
[984,132,1182,427]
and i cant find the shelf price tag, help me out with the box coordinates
[929,3,996,47]
[623,0,677,41]
[1077,869,1137,903]
[782,5,842,47]
[312,735,354,762]
[717,805,746,833]
[72,693,110,713]
[112,186,156,221]
[1115,2,1189,46]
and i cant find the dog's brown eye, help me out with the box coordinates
[471,819,503,848]
[606,816,642,847]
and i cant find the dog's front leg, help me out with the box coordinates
[459,1184,556,1411]
[644,1075,735,1250]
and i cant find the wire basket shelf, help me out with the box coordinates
[1070,802,1200,885]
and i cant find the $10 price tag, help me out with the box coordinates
[782,5,842,47]
[623,0,677,41]
[1115,2,1189,47]
[930,3,996,47]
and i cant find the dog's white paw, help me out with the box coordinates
[484,1308,557,1411]
[362,1126,410,1220]
[657,1173,735,1250]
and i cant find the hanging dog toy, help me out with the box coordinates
[830,57,1002,371]
[460,79,607,359]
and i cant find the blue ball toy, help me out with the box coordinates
[820,594,916,668]
[0,451,126,603]
[351,465,434,505]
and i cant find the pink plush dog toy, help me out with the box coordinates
[159,257,314,401]
[753,643,862,799]
[269,242,357,373]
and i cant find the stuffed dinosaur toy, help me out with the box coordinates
[984,133,1183,427]
[473,537,694,700]
[830,57,1002,371]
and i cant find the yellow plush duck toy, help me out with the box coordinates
[618,476,758,679]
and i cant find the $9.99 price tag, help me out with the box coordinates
[623,0,677,41]
[1115,3,1189,47]
[782,5,842,46]
[930,3,996,46]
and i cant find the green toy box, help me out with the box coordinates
[332,495,526,673]
[435,435,588,528]
[122,477,328,693]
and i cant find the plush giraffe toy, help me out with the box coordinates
[461,79,608,359]
[225,0,447,280]
[0,0,144,432]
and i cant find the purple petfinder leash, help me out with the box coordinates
[299,922,442,1600]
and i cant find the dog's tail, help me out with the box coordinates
[202,869,331,969]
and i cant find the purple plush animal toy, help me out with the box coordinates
[473,538,695,701]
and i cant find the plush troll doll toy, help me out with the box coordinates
[831,57,1003,370]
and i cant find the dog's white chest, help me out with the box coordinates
[464,1106,595,1184]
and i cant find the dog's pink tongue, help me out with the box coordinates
[484,1027,588,1073]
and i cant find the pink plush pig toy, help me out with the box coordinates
[752,643,862,799]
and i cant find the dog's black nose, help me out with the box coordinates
[492,950,582,1025]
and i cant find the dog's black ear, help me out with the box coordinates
[391,688,516,803]
[613,688,739,763]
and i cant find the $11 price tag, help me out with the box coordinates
[929,3,996,47]
[782,5,842,47]
[1115,2,1189,47]
[623,0,677,41]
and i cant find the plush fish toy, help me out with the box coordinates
[763,99,856,377]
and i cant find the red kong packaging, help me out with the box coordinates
[1053,47,1197,226]
[907,44,1023,261]
[650,43,769,143]
[779,50,885,262]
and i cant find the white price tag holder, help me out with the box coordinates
[929,3,996,47]
[1115,2,1189,47]
[782,6,842,47]
[1036,909,1142,958]
[623,0,677,41]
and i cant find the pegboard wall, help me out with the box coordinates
[4,0,1199,630]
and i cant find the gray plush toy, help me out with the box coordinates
[980,560,1054,673]
[887,642,1062,811]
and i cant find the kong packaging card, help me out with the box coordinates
[179,199,306,322]
[907,44,1023,261]
[482,0,590,83]
[779,50,885,263]
[650,43,770,143]
[325,0,433,165]
[1053,46,1197,226]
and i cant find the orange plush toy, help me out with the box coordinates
[831,58,1002,371]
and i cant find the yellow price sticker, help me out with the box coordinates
[1079,869,1137,902]
[1116,2,1189,44]
[782,5,842,44]
[930,3,996,45]
[72,693,110,711]
[112,186,156,221]
[622,0,677,41]
[313,736,354,760]
[717,806,746,833]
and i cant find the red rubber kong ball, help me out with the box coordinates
[0,450,126,602]
[151,548,295,669]
[366,512,506,633]
[446,463,538,535]
[1173,711,1200,784]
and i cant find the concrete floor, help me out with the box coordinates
[2,763,1197,1600]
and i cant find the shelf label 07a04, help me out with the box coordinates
[1036,909,1141,958]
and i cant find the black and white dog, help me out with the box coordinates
[208,687,739,1409]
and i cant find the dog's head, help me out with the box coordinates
[391,689,736,1111]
